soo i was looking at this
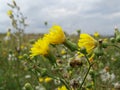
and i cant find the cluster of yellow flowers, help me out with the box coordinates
[30,25,66,57]
[30,25,97,57]
[39,77,52,83]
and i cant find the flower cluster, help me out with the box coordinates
[30,25,66,57]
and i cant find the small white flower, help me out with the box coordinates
[25,75,31,79]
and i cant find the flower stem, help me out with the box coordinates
[109,44,120,50]
[84,54,91,65]
[59,78,71,90]
[78,54,93,90]
[79,64,93,90]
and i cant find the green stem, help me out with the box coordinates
[57,71,71,90]
[59,78,71,90]
[78,54,93,90]
[84,54,91,65]
[41,69,71,90]
[79,64,93,90]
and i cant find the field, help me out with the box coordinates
[0,31,120,90]
[1,1,120,90]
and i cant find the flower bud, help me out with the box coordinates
[23,54,28,59]
[94,46,104,57]
[80,47,87,54]
[115,27,120,37]
[102,41,108,48]
[41,68,47,77]
[24,83,34,90]
[116,35,120,42]
[63,39,78,51]
[110,37,115,43]
[7,10,13,17]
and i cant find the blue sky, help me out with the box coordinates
[0,0,120,35]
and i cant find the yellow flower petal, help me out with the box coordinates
[94,32,100,37]
[57,85,67,90]
[44,77,52,83]
[39,78,44,83]
[78,33,97,54]
[61,49,66,55]
[7,10,12,16]
[30,38,49,57]
[44,25,66,44]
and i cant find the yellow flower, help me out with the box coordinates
[39,78,44,83]
[57,85,67,90]
[77,52,84,58]
[78,33,97,54]
[94,32,99,37]
[7,31,11,37]
[44,77,52,83]
[44,25,66,44]
[18,55,23,59]
[30,38,49,57]
[21,45,24,49]
[61,49,66,55]
[7,10,12,16]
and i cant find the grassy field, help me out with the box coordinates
[0,32,120,90]
[1,1,120,90]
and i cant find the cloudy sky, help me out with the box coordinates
[0,0,120,35]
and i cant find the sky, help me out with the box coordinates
[0,0,120,35]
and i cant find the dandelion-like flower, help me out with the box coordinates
[7,10,13,17]
[61,49,66,55]
[30,38,49,57]
[44,25,66,44]
[39,78,44,83]
[78,33,97,54]
[94,32,99,37]
[57,85,67,90]
[44,77,52,83]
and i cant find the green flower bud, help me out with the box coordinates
[24,83,34,90]
[23,54,28,59]
[110,37,115,43]
[80,47,87,54]
[115,28,120,37]
[102,41,108,48]
[63,39,78,51]
[116,35,120,42]
[94,46,104,57]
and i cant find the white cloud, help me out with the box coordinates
[0,0,120,35]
